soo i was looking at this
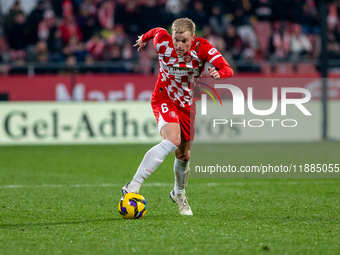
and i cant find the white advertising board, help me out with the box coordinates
[0,101,339,145]
[0,102,160,145]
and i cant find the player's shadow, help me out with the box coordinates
[0,217,121,229]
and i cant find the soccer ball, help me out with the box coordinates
[118,193,147,219]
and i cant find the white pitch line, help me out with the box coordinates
[0,183,174,189]
[0,181,337,189]
[0,183,119,189]
[0,182,257,189]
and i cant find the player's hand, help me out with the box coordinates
[133,35,146,51]
[208,67,220,80]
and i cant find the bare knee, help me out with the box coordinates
[160,123,181,147]
[167,138,181,148]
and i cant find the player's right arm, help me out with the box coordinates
[133,28,169,51]
[134,35,146,51]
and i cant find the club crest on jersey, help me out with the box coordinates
[169,111,177,118]
[184,55,193,63]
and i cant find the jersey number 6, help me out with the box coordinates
[161,103,169,113]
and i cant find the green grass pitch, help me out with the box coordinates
[0,142,339,255]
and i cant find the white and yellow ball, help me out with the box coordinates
[118,193,147,219]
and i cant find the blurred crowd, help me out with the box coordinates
[0,0,340,74]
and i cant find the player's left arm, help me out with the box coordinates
[200,39,234,80]
[208,56,234,80]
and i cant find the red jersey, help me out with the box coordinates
[142,28,233,109]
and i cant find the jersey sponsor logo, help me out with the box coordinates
[163,65,194,76]
[208,48,218,55]
[184,55,193,63]
[168,66,194,72]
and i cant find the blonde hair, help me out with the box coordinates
[171,18,196,36]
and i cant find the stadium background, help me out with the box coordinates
[1,0,340,144]
[1,0,340,76]
[0,0,340,255]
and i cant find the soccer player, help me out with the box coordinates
[122,18,233,215]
